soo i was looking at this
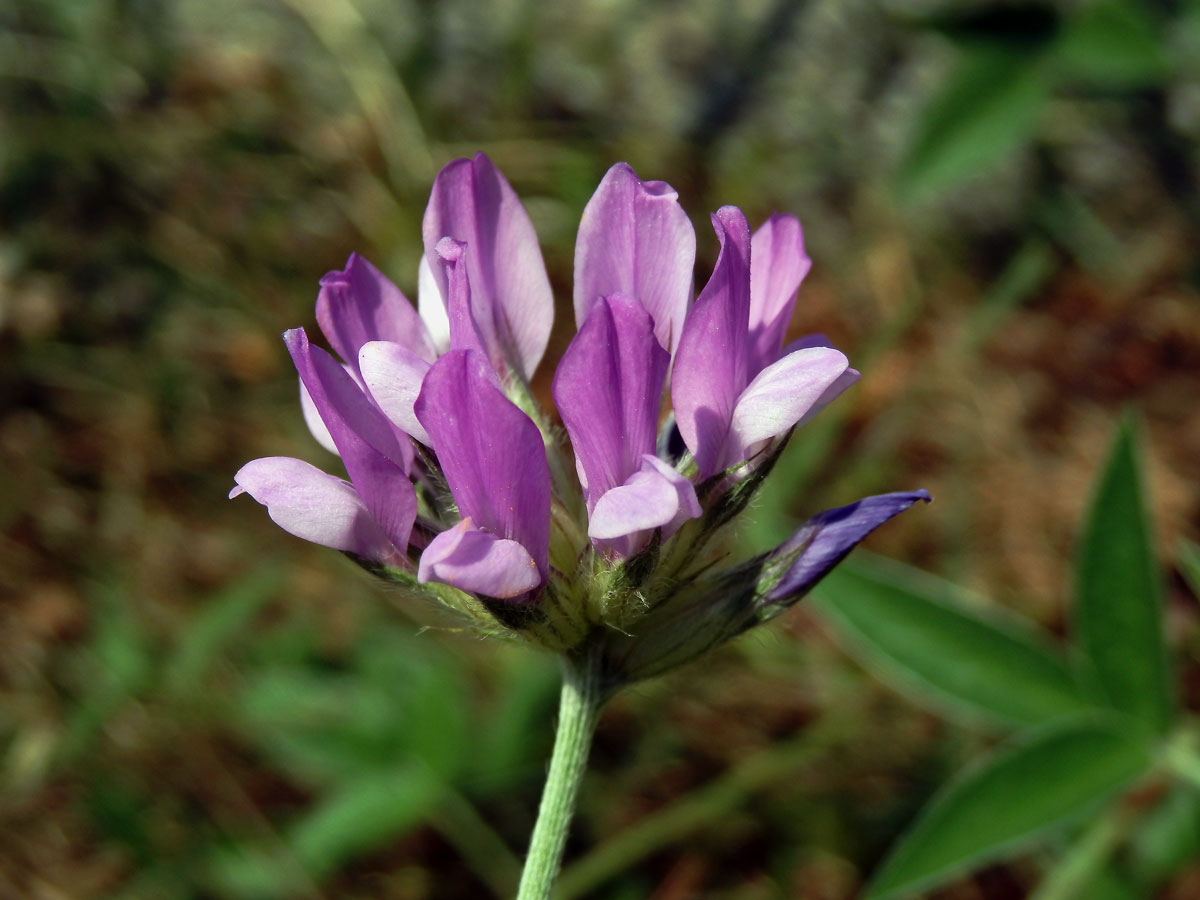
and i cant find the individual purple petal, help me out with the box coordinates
[417,254,451,355]
[747,214,811,375]
[299,378,338,456]
[414,349,550,580]
[766,491,932,602]
[315,252,437,371]
[798,367,860,430]
[358,341,433,445]
[573,163,696,353]
[434,237,489,362]
[671,206,753,477]
[286,328,416,551]
[230,457,401,563]
[589,455,701,557]
[418,518,542,599]
[553,293,669,510]
[776,333,862,430]
[422,153,553,379]
[726,346,851,465]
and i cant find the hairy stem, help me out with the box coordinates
[515,651,605,900]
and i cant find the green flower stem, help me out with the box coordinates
[554,710,851,900]
[516,651,606,900]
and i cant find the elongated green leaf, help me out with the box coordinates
[289,766,443,876]
[866,717,1152,900]
[896,45,1050,201]
[1075,416,1172,732]
[1128,783,1200,889]
[811,554,1093,726]
[164,565,285,695]
[1053,0,1168,88]
[1177,539,1200,600]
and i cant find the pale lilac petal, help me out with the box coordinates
[417,254,450,355]
[589,455,701,557]
[358,341,432,445]
[671,206,753,477]
[414,349,550,580]
[747,214,811,374]
[418,519,542,599]
[573,163,696,353]
[231,457,400,562]
[316,253,437,370]
[726,346,852,465]
[766,491,932,602]
[286,328,416,551]
[422,153,553,379]
[798,367,861,430]
[776,335,862,429]
[299,378,338,456]
[553,293,669,510]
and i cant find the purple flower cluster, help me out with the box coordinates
[232,154,928,669]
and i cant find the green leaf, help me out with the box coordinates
[164,565,285,696]
[1053,0,1168,88]
[1127,782,1200,889]
[1177,538,1200,600]
[289,766,443,876]
[866,716,1153,900]
[896,45,1051,201]
[1074,416,1172,732]
[811,554,1094,726]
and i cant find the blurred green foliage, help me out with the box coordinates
[2,0,1199,897]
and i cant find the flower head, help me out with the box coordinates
[232,153,930,682]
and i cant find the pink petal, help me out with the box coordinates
[670,206,753,477]
[231,457,400,562]
[434,237,489,361]
[573,163,696,353]
[299,377,338,456]
[748,214,811,374]
[414,349,550,581]
[417,518,542,599]
[726,346,851,466]
[589,455,701,557]
[286,328,416,551]
[316,253,437,370]
[358,341,432,445]
[553,293,669,511]
[422,153,553,380]
[417,254,451,355]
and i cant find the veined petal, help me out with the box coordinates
[748,214,810,374]
[418,519,542,599]
[671,206,753,477]
[726,346,851,466]
[766,490,932,603]
[553,293,669,510]
[417,254,451,355]
[414,349,550,580]
[231,457,400,563]
[299,377,338,456]
[358,341,432,445]
[286,328,416,551]
[589,454,701,555]
[286,329,410,468]
[435,238,489,362]
[573,163,696,353]
[316,252,437,370]
[422,153,553,380]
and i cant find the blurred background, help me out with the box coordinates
[2,0,1199,897]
